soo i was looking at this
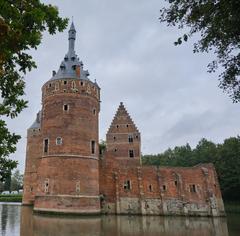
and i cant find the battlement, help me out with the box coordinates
[42,79,100,103]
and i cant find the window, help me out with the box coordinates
[116,125,119,128]
[126,124,129,127]
[129,149,134,158]
[113,136,116,141]
[55,82,59,91]
[128,135,133,143]
[91,140,96,154]
[81,81,84,86]
[76,181,80,194]
[72,81,76,89]
[63,104,69,111]
[190,184,197,193]
[49,83,52,88]
[63,80,67,85]
[149,184,153,192]
[44,179,49,193]
[44,139,49,153]
[114,148,117,152]
[136,135,139,139]
[56,137,62,145]
[175,180,178,187]
[93,108,96,115]
[124,180,131,190]
[162,185,166,191]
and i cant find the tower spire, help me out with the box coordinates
[68,21,76,53]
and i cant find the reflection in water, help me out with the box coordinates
[20,206,230,236]
[0,203,21,236]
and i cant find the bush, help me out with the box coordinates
[0,194,22,202]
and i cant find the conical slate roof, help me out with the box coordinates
[50,22,90,81]
[107,102,139,134]
[29,111,41,129]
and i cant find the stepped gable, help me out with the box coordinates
[107,102,139,134]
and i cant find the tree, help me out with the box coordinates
[0,0,68,181]
[99,140,106,156]
[11,169,23,191]
[159,0,240,102]
[216,137,240,200]
[3,170,11,191]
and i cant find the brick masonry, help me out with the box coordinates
[22,24,225,216]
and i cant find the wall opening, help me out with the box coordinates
[44,179,49,193]
[129,149,134,158]
[63,104,69,111]
[128,135,133,143]
[124,180,131,190]
[149,184,153,192]
[76,181,80,194]
[56,137,63,145]
[175,180,178,187]
[190,184,197,193]
[55,82,59,91]
[162,185,166,191]
[72,81,76,89]
[44,138,49,153]
[91,140,96,154]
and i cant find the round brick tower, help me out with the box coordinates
[22,111,42,205]
[33,22,101,214]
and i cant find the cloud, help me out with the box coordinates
[7,0,240,173]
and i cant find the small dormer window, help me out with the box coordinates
[60,64,65,70]
[64,56,68,61]
[71,57,75,61]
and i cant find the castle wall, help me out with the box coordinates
[22,128,42,205]
[34,78,101,214]
[99,159,225,216]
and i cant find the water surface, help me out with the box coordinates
[0,203,239,236]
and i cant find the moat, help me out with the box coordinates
[0,203,239,236]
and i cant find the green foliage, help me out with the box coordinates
[0,194,22,202]
[0,0,68,181]
[99,140,106,156]
[142,136,240,201]
[10,169,23,191]
[159,0,240,102]
[3,170,11,191]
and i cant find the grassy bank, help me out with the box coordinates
[224,201,240,214]
[0,194,22,202]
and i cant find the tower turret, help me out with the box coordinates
[68,22,76,52]
[26,22,101,214]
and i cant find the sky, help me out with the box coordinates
[7,0,240,173]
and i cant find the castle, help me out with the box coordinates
[23,23,225,216]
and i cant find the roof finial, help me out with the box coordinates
[68,20,76,53]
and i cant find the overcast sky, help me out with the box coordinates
[7,0,240,173]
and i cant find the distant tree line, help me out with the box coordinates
[142,137,240,201]
[0,169,23,193]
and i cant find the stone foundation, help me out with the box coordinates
[34,195,101,214]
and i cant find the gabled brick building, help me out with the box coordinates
[23,23,225,216]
